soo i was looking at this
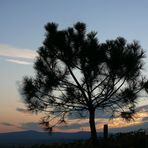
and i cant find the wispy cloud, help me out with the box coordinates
[19,122,43,131]
[16,107,29,113]
[58,122,89,130]
[1,122,15,127]
[6,59,33,65]
[0,44,37,59]
[57,110,148,132]
[136,104,148,112]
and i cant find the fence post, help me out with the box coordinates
[104,124,108,140]
[145,130,148,148]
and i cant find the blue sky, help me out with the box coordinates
[1,0,148,133]
[1,0,148,49]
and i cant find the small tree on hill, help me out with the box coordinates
[20,22,148,141]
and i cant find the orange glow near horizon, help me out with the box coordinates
[0,110,148,133]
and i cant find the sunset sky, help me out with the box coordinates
[1,0,148,133]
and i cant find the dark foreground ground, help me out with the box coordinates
[1,130,148,148]
[30,131,148,148]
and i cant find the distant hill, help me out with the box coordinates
[0,130,103,148]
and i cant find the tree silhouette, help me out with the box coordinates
[20,22,148,141]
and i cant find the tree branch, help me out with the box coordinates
[67,65,89,104]
[91,75,109,93]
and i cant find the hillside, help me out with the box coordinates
[0,130,102,147]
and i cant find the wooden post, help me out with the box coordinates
[145,130,148,148]
[104,124,108,140]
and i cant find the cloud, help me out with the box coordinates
[0,44,37,59]
[58,122,89,130]
[60,110,148,131]
[67,110,110,120]
[109,121,148,133]
[16,107,28,113]
[1,122,15,126]
[19,122,43,131]
[136,104,148,112]
[6,59,33,65]
[142,117,148,122]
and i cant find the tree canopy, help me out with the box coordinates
[20,22,148,140]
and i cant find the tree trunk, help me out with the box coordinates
[89,109,97,141]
